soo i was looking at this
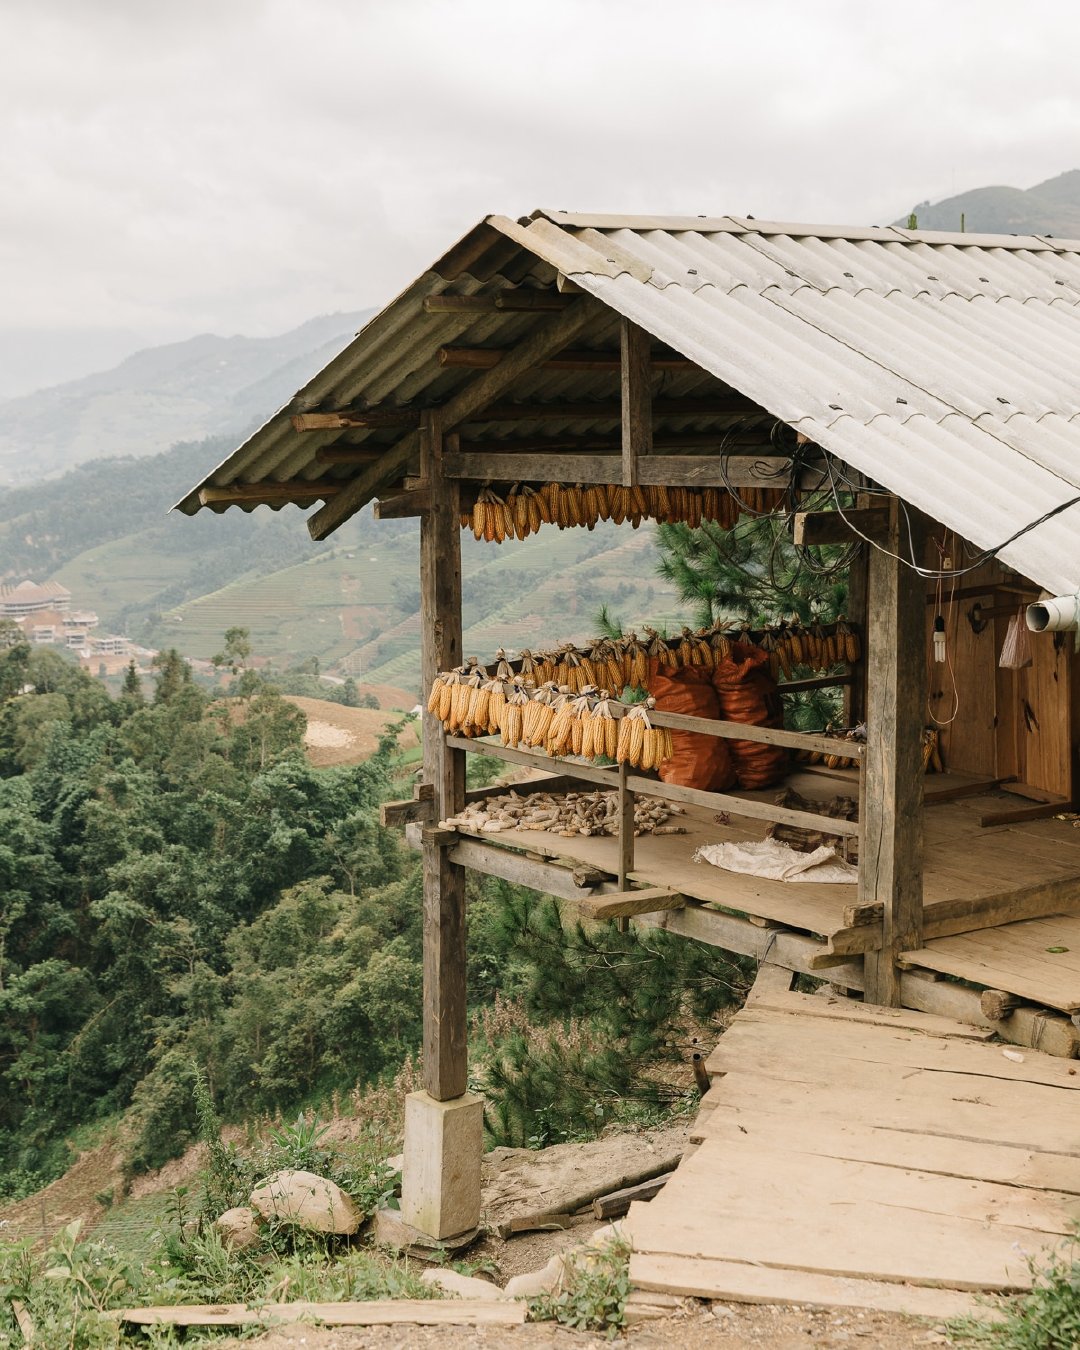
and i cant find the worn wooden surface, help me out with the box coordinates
[860,501,926,1005]
[901,913,1080,1013]
[626,970,1079,1313]
[420,425,467,1101]
[620,317,652,486]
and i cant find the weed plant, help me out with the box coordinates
[948,1228,1080,1349]
[530,1236,631,1339]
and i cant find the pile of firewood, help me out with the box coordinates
[439,790,687,838]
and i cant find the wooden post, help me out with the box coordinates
[859,500,926,1007]
[844,541,869,726]
[617,760,636,932]
[620,317,652,487]
[419,411,467,1099]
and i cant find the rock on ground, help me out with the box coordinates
[249,1170,361,1235]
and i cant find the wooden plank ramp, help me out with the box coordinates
[624,965,1080,1320]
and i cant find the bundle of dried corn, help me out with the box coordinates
[615,699,674,771]
[792,725,864,771]
[426,616,862,740]
[461,481,788,539]
[440,789,688,837]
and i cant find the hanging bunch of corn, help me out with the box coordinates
[544,689,577,756]
[464,480,788,540]
[583,693,621,761]
[497,679,531,747]
[426,668,458,724]
[622,632,649,689]
[553,644,590,692]
[522,680,562,747]
[615,699,673,770]
[645,626,680,673]
[836,617,860,663]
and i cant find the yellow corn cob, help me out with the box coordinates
[629,712,646,767]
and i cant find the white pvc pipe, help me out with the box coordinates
[1026,595,1080,632]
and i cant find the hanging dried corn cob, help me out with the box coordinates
[498,679,530,747]
[544,689,577,756]
[615,699,672,770]
[522,680,561,747]
[587,693,621,761]
[836,616,861,664]
[623,632,649,689]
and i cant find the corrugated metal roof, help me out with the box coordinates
[178,210,1080,594]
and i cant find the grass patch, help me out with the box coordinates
[949,1228,1080,1348]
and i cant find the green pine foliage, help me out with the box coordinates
[469,882,751,1147]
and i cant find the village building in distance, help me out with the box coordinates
[0,578,137,674]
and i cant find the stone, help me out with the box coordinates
[420,1269,509,1300]
[400,1090,484,1240]
[503,1254,569,1299]
[586,1220,630,1249]
[214,1206,261,1250]
[249,1169,361,1235]
[372,1206,479,1253]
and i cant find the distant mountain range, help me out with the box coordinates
[0,310,372,486]
[900,169,1080,237]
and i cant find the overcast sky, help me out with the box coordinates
[3,0,1080,392]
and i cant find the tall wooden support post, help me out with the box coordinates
[844,541,869,727]
[401,411,483,1242]
[621,317,652,486]
[859,501,926,1007]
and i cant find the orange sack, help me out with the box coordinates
[711,643,789,790]
[648,665,737,791]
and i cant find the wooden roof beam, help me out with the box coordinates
[438,346,694,371]
[453,432,775,455]
[423,292,574,313]
[293,395,764,433]
[199,480,343,506]
[307,296,602,540]
[442,451,798,488]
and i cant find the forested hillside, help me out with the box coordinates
[0,311,372,485]
[0,635,741,1201]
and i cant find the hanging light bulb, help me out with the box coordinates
[933,615,946,664]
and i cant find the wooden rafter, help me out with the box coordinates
[199,481,343,506]
[423,292,574,313]
[307,296,601,540]
[441,451,801,488]
[438,346,693,371]
[292,394,762,432]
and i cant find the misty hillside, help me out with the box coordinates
[900,168,1080,237]
[0,310,372,486]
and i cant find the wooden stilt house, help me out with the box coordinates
[180,211,1080,1240]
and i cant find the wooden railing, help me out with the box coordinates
[445,708,863,890]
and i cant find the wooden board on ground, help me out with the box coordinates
[114,1300,527,1327]
[901,913,1080,1012]
[626,966,1075,1311]
[712,1008,1080,1090]
[694,1106,1080,1194]
[745,981,997,1041]
[629,1253,998,1321]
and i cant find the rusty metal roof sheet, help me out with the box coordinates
[179,210,1080,594]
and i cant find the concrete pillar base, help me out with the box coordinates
[400,1089,483,1240]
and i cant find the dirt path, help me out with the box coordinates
[215,1302,950,1348]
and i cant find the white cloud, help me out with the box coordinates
[3,0,1080,359]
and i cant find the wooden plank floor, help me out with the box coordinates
[458,773,1080,955]
[902,913,1080,1012]
[624,968,1080,1319]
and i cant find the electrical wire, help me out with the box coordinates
[821,450,1080,581]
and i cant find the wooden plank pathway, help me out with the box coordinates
[623,966,1080,1320]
